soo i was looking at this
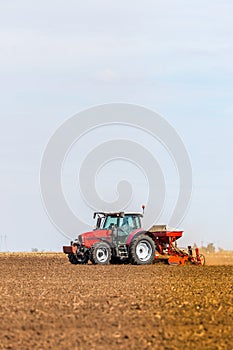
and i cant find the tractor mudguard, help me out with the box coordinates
[126,230,148,245]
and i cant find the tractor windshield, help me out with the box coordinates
[103,216,118,229]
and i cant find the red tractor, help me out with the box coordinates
[63,209,205,266]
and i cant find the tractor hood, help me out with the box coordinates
[79,229,112,248]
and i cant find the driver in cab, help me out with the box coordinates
[120,217,131,234]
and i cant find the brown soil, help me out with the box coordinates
[0,253,232,350]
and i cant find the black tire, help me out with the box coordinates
[129,234,155,265]
[68,253,89,265]
[90,242,111,265]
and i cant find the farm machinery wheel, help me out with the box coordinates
[90,242,111,265]
[190,248,206,266]
[68,253,89,265]
[130,235,155,265]
[196,253,205,266]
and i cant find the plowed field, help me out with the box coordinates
[0,253,232,350]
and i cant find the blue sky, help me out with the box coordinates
[0,0,232,251]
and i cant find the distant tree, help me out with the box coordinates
[206,243,215,254]
[31,248,39,252]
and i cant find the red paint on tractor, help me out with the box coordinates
[126,229,146,245]
[81,230,112,248]
[63,245,77,254]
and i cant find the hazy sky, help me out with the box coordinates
[0,0,233,251]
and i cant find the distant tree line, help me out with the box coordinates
[193,243,226,254]
[31,248,45,252]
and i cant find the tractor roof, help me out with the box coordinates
[93,211,143,219]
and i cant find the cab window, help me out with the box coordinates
[103,216,118,229]
[119,215,141,230]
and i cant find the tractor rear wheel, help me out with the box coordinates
[90,242,111,265]
[130,235,155,265]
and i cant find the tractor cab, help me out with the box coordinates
[93,211,143,242]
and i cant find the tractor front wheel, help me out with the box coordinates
[130,235,155,265]
[68,253,89,265]
[90,242,111,265]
